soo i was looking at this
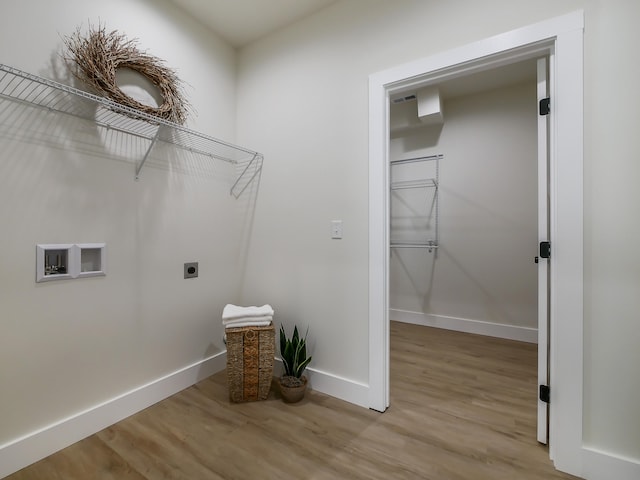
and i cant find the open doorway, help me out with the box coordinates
[386,57,544,443]
[368,12,584,476]
[387,60,540,346]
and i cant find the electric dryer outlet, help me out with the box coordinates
[184,262,198,279]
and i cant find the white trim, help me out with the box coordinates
[390,309,538,344]
[274,359,370,409]
[546,22,584,474]
[369,10,584,477]
[306,367,369,409]
[583,447,640,480]
[368,57,390,413]
[0,352,227,479]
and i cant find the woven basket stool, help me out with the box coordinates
[226,323,275,402]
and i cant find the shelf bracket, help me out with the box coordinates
[135,127,161,180]
[230,153,262,198]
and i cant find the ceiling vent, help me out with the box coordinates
[392,94,417,104]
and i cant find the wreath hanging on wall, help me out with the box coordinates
[63,24,190,125]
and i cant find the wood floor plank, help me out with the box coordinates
[5,322,581,479]
[7,435,147,480]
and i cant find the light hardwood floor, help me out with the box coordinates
[7,322,580,479]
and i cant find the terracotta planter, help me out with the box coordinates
[278,376,308,403]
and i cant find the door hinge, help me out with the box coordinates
[539,97,550,115]
[539,385,550,403]
[539,241,551,259]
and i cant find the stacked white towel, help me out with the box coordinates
[222,304,274,329]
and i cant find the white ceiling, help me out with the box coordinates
[436,59,538,100]
[391,59,538,103]
[168,0,340,48]
[166,0,536,99]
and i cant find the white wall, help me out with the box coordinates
[2,0,639,476]
[237,0,640,474]
[0,0,246,458]
[389,82,538,337]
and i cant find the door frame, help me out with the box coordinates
[368,11,584,477]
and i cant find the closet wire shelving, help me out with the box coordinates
[390,154,441,253]
[0,63,262,197]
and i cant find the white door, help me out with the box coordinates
[536,56,550,445]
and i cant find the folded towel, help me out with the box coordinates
[225,320,272,329]
[223,314,273,326]
[222,304,274,321]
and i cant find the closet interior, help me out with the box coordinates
[388,59,539,341]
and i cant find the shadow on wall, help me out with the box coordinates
[391,248,437,310]
[235,160,263,296]
[428,245,516,325]
[391,123,443,151]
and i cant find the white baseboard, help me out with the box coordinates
[306,368,370,408]
[274,359,370,409]
[583,446,640,480]
[390,309,538,343]
[0,352,227,479]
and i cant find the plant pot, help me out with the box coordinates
[278,375,308,403]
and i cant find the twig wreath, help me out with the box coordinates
[63,23,190,125]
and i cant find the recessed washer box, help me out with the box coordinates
[36,243,106,283]
[36,244,74,282]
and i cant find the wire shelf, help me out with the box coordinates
[390,178,438,190]
[0,63,263,195]
[390,154,441,252]
[390,241,439,252]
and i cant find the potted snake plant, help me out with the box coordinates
[278,324,312,403]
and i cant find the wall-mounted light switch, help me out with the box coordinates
[184,262,198,279]
[331,220,343,239]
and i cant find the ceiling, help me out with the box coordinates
[166,0,536,100]
[167,0,340,48]
[391,59,538,103]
